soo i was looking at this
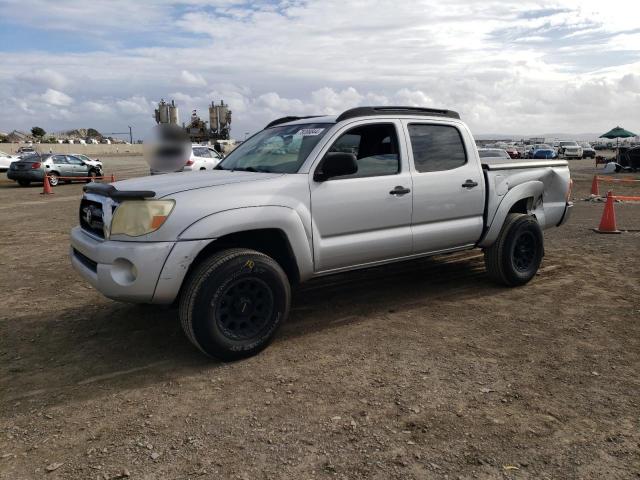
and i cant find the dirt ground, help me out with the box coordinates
[1,156,639,480]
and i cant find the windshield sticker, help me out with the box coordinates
[296,128,324,137]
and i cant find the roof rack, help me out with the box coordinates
[265,115,322,129]
[335,106,460,122]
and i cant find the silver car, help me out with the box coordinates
[7,154,100,186]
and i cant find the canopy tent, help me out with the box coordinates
[600,126,638,161]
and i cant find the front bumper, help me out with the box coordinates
[70,226,210,304]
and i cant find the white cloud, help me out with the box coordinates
[0,0,638,137]
[40,89,73,106]
[178,70,207,87]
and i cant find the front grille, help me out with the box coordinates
[79,198,105,238]
[73,249,97,273]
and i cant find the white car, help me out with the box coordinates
[0,150,20,172]
[558,141,583,159]
[184,145,224,171]
[70,154,103,173]
[150,145,224,175]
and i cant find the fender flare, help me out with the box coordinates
[178,205,314,281]
[478,181,544,248]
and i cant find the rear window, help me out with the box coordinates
[193,147,210,157]
[18,154,45,163]
[408,124,467,172]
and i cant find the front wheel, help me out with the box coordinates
[179,248,291,361]
[484,213,544,287]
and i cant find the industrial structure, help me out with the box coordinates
[154,99,232,144]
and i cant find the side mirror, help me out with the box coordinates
[314,152,358,181]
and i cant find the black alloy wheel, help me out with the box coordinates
[215,277,275,341]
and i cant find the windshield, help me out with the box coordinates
[560,141,577,147]
[217,123,331,173]
[534,144,551,149]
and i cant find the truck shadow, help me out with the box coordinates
[3,252,494,410]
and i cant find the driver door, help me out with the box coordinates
[66,155,89,177]
[310,120,413,272]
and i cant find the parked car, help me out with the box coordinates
[0,150,20,172]
[557,141,583,159]
[580,143,596,159]
[70,154,104,174]
[526,144,557,159]
[7,153,102,186]
[502,145,520,159]
[70,106,572,360]
[477,148,510,159]
[150,144,224,175]
[16,146,36,155]
[533,147,557,159]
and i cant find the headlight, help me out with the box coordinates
[109,200,175,238]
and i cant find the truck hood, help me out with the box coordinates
[112,170,284,198]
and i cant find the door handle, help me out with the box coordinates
[462,179,479,188]
[389,186,411,195]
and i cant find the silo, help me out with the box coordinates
[155,99,170,124]
[218,101,229,130]
[209,101,219,132]
[169,99,179,125]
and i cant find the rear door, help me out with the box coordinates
[192,147,211,169]
[402,121,485,253]
[50,155,71,176]
[310,120,413,272]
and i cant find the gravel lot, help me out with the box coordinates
[1,156,639,479]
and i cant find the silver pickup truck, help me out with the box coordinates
[70,106,572,360]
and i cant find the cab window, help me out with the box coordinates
[325,123,400,179]
[408,124,467,172]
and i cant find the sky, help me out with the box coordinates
[0,0,639,140]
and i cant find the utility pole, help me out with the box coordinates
[128,126,133,144]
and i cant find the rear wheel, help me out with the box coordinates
[484,213,544,287]
[47,172,59,186]
[179,248,291,361]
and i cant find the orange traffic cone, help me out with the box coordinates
[594,191,620,234]
[40,174,54,195]
[590,175,600,196]
[110,173,116,182]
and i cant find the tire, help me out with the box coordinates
[484,213,544,287]
[179,248,291,361]
[18,180,31,187]
[48,172,59,186]
[86,169,98,183]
